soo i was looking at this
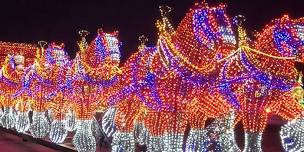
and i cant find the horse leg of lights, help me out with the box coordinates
[134,122,149,146]
[101,107,117,138]
[30,111,50,138]
[73,120,96,152]
[111,108,136,152]
[146,136,165,152]
[280,116,304,152]
[218,110,241,152]
[72,103,98,152]
[161,112,187,152]
[185,113,207,152]
[15,111,30,133]
[1,106,16,129]
[186,129,208,151]
[15,99,30,133]
[92,117,103,146]
[49,118,68,144]
[242,109,267,152]
[111,131,135,152]
[163,131,185,152]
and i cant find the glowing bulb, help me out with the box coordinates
[1,107,16,129]
[73,120,96,152]
[30,111,50,138]
[15,111,30,133]
[49,119,68,143]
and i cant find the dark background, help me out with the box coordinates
[0,0,303,61]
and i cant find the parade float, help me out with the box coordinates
[0,2,302,152]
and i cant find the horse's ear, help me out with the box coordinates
[98,28,104,35]
[60,43,65,48]
[113,31,119,37]
[50,42,56,48]
[218,3,227,9]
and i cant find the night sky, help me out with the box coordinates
[0,0,303,61]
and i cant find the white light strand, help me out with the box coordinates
[219,26,237,45]
[46,109,54,124]
[105,34,121,61]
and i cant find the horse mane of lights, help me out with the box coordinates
[0,2,303,152]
